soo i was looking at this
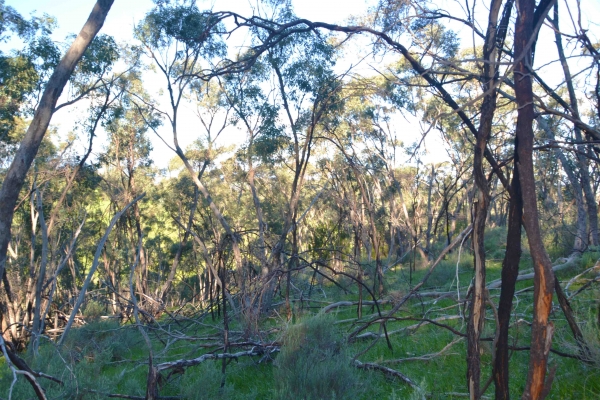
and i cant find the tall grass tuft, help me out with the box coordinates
[274,313,358,400]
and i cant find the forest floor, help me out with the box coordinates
[1,229,600,399]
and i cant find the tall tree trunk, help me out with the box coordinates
[467,1,503,397]
[0,0,115,283]
[515,0,556,397]
[425,164,436,255]
[552,5,599,246]
[494,142,523,400]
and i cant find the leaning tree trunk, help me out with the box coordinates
[0,0,115,286]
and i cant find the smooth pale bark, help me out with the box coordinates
[30,189,49,354]
[515,0,557,398]
[425,164,436,255]
[0,0,115,284]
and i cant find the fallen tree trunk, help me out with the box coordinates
[487,253,580,289]
[156,345,280,372]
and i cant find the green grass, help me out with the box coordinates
[2,244,600,399]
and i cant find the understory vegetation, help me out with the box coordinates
[1,232,600,399]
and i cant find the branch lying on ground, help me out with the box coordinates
[487,252,580,289]
[155,345,280,372]
[565,258,600,291]
[381,338,463,364]
[320,300,391,313]
[353,315,462,341]
[320,291,460,314]
[83,389,180,400]
[353,360,417,388]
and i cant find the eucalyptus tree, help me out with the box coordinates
[134,1,249,289]
[220,61,282,276]
[548,3,599,248]
[0,1,115,351]
[0,14,120,350]
[100,81,158,305]
[259,11,345,311]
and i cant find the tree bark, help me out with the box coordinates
[515,0,557,398]
[467,1,503,397]
[494,142,523,400]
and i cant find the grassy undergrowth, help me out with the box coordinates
[2,232,600,399]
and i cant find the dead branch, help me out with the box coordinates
[381,338,463,364]
[349,224,472,341]
[155,345,280,372]
[353,360,418,388]
[487,252,580,289]
[353,315,462,341]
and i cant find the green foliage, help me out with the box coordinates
[274,314,359,400]
[74,34,119,80]
[0,0,59,141]
[136,1,226,59]
[82,300,106,321]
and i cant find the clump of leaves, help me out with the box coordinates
[274,313,358,400]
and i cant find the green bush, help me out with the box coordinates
[274,314,358,400]
[83,300,106,321]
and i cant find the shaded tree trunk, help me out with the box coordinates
[515,0,557,397]
[467,0,503,397]
[494,141,523,400]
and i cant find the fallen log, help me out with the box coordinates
[155,345,280,372]
[487,253,580,289]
